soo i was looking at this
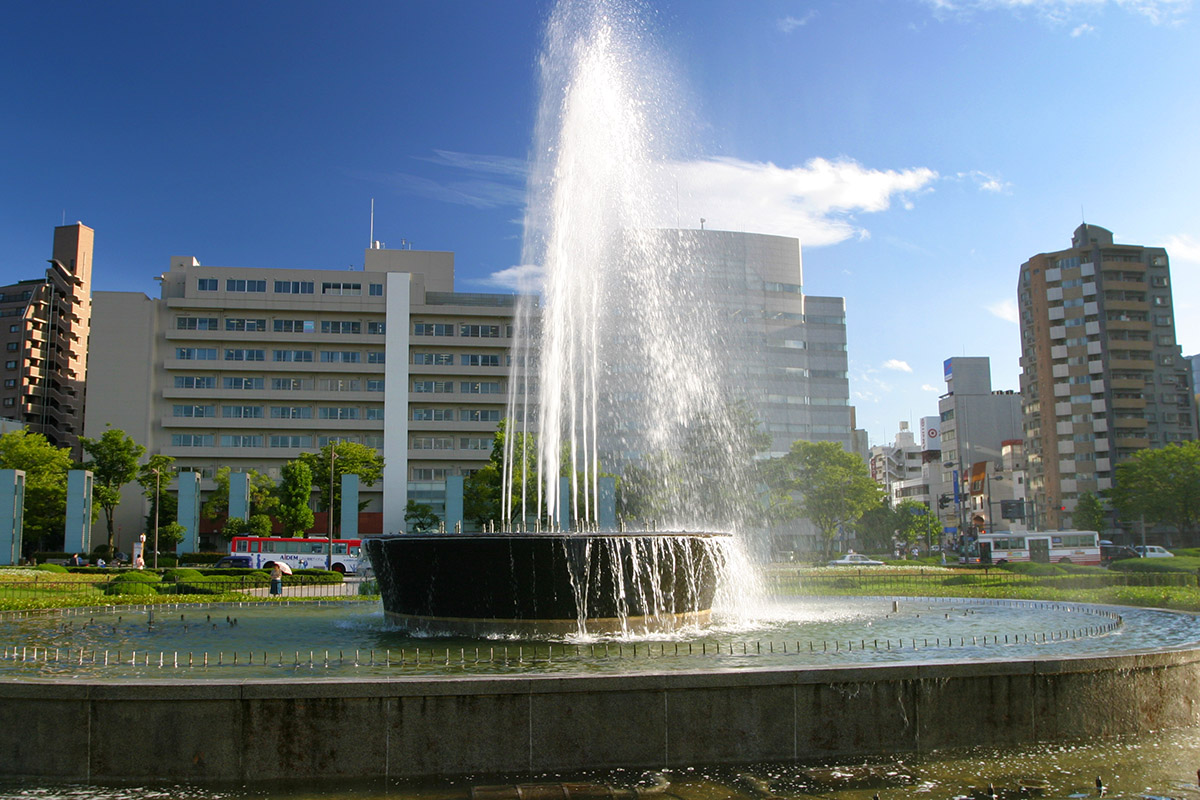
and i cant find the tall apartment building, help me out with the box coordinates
[0,223,93,455]
[869,419,941,506]
[1018,224,1196,530]
[86,244,517,551]
[937,357,1022,535]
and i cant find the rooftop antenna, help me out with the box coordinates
[369,198,375,249]
[700,218,705,230]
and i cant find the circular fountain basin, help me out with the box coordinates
[364,531,730,635]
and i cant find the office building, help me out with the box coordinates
[0,223,93,455]
[1017,223,1196,530]
[86,244,517,551]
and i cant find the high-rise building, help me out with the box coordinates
[1017,223,1196,530]
[937,357,1022,535]
[0,223,93,456]
[86,244,518,551]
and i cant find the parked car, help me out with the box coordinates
[213,556,254,568]
[1100,542,1139,564]
[1132,545,1174,558]
[828,553,885,567]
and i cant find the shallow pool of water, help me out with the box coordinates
[1,596,1195,680]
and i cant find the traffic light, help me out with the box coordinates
[938,494,951,509]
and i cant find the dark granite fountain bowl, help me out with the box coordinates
[363,531,730,635]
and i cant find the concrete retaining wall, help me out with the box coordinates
[3,646,1199,783]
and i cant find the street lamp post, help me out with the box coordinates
[327,449,338,570]
[151,467,161,570]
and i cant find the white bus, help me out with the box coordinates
[230,535,364,574]
[960,530,1101,567]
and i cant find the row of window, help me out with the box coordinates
[172,404,384,420]
[177,347,384,363]
[176,317,386,335]
[174,376,386,392]
[412,381,502,394]
[411,408,502,422]
[412,437,494,450]
[413,323,510,338]
[171,433,385,449]
[412,353,504,367]
[198,278,384,296]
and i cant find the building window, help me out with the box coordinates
[414,323,454,336]
[271,406,312,419]
[225,349,265,362]
[319,378,361,392]
[366,380,384,392]
[197,278,218,291]
[5,343,17,351]
[460,324,500,338]
[1155,315,1173,327]
[320,351,361,363]
[413,353,453,365]
[460,381,502,394]
[365,408,384,420]
[226,279,267,293]
[4,361,15,369]
[2,398,14,407]
[172,404,214,418]
[461,409,501,422]
[271,378,312,391]
[220,434,264,447]
[413,380,453,393]
[274,280,314,294]
[460,354,501,367]
[174,376,216,389]
[369,283,383,296]
[321,321,361,335]
[321,282,361,296]
[171,434,215,447]
[270,435,312,448]
[319,407,360,420]
[3,379,16,388]
[274,319,316,333]
[273,350,313,362]
[175,347,217,361]
[367,352,385,364]
[222,405,263,419]
[460,437,492,450]
[223,377,265,390]
[412,408,454,421]
[226,318,267,332]
[368,322,386,335]
[176,317,219,330]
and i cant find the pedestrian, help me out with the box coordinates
[269,561,284,596]
[134,554,145,570]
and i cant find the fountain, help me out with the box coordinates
[367,0,760,635]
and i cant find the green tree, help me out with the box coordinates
[1109,442,1200,539]
[405,499,440,532]
[79,426,145,552]
[136,454,177,534]
[157,521,186,549]
[202,467,278,525]
[463,463,502,526]
[765,440,883,560]
[895,499,942,557]
[1072,491,1107,533]
[0,428,73,553]
[276,460,315,537]
[298,441,384,534]
[853,501,901,555]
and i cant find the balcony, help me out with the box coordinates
[1109,358,1154,372]
[1111,396,1146,410]
[1115,435,1150,450]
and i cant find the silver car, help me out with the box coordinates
[828,553,885,567]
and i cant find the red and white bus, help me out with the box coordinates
[229,536,364,574]
[960,530,1101,567]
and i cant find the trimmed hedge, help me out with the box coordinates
[35,563,68,574]
[1109,556,1200,574]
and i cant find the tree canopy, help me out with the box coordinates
[0,428,73,552]
[202,466,278,523]
[765,440,883,560]
[1108,442,1200,537]
[1072,491,1107,533]
[895,499,942,556]
[298,442,384,533]
[276,460,315,537]
[79,426,145,551]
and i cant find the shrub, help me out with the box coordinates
[104,581,158,596]
[997,561,1063,576]
[35,563,68,574]
[109,570,161,584]
[161,568,205,583]
[1110,557,1200,574]
[942,574,981,586]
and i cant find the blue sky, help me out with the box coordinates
[3,0,1198,445]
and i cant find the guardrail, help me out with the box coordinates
[0,576,373,602]
[775,570,1200,591]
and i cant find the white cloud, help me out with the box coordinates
[884,359,914,372]
[1165,233,1200,263]
[921,384,941,392]
[988,298,1019,323]
[1071,22,1097,34]
[477,264,544,292]
[920,0,1190,25]
[776,11,817,32]
[954,170,1012,193]
[671,157,938,246]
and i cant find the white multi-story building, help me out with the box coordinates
[86,244,517,551]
